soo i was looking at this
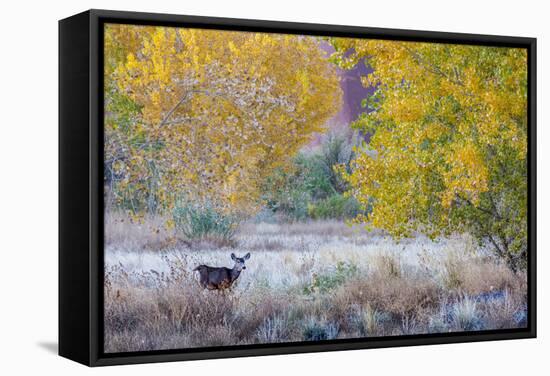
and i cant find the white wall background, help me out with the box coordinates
[0,0,547,374]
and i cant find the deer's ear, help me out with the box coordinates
[244,252,251,260]
[231,253,237,261]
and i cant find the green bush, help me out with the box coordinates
[261,153,334,220]
[260,129,369,221]
[304,261,358,295]
[172,200,238,243]
[317,131,356,194]
[307,194,363,220]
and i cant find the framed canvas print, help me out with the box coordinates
[59,9,537,366]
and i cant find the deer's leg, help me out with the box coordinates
[227,288,234,303]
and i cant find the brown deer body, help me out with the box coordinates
[194,253,250,291]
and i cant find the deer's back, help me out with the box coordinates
[195,265,233,290]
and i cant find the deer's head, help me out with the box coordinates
[231,252,250,271]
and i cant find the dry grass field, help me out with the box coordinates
[104,213,527,353]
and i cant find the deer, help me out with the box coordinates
[193,253,250,292]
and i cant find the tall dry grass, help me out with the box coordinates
[104,214,528,353]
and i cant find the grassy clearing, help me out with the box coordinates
[104,214,527,353]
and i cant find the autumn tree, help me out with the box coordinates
[104,25,341,217]
[330,40,528,271]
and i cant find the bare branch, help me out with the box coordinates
[157,89,209,128]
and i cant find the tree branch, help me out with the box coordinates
[157,89,208,128]
[403,46,464,87]
[455,193,501,220]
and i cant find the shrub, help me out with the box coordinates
[354,304,387,337]
[260,128,364,220]
[307,194,363,220]
[476,289,527,329]
[304,261,358,294]
[261,156,328,220]
[317,130,357,194]
[428,312,449,334]
[451,296,484,331]
[442,253,464,290]
[172,200,238,244]
[302,317,340,341]
[256,315,288,343]
[437,250,520,295]
[341,271,440,317]
[371,253,402,279]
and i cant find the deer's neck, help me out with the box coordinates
[230,268,241,282]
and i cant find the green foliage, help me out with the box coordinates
[262,167,312,220]
[261,130,364,220]
[307,194,364,220]
[105,89,143,134]
[172,200,238,243]
[261,154,331,220]
[304,261,358,295]
[318,131,358,194]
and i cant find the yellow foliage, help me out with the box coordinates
[104,24,342,214]
[331,39,527,243]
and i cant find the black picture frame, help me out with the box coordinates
[59,9,537,367]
